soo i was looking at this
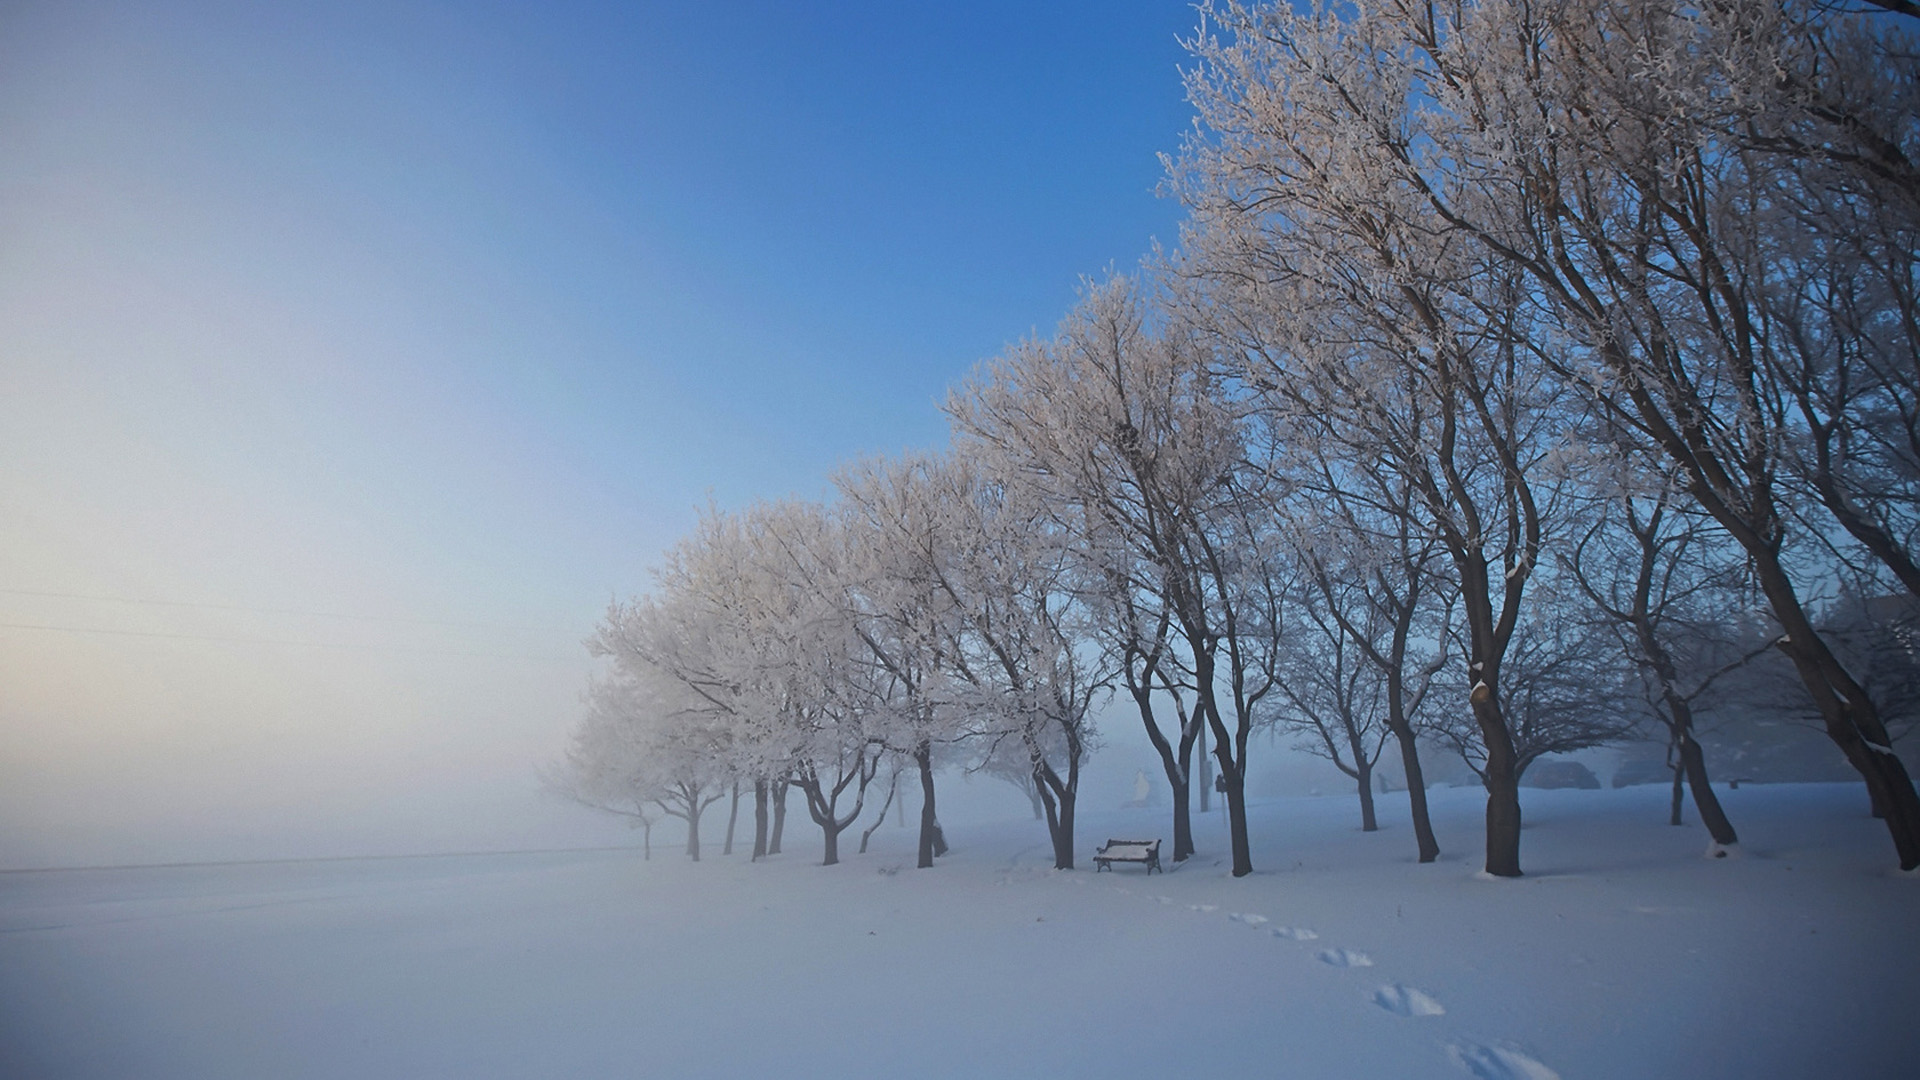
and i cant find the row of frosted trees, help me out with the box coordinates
[558,0,1920,877]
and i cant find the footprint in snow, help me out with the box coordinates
[1270,926,1320,941]
[1446,1041,1559,1080]
[1188,903,1218,913]
[1316,947,1374,967]
[1229,913,1270,927]
[1154,896,1174,905]
[1372,983,1445,1017]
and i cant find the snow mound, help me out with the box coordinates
[1270,926,1320,941]
[1372,983,1445,1017]
[1316,947,1373,967]
[1229,912,1269,926]
[1448,1040,1560,1080]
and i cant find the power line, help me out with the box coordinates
[0,621,581,664]
[0,587,563,635]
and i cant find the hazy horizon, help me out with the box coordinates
[0,0,1199,869]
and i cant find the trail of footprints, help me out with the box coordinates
[1124,888,1559,1080]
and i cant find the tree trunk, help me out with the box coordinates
[1170,775,1193,863]
[1678,734,1738,846]
[1630,584,1736,845]
[1053,793,1075,869]
[1034,764,1077,870]
[1220,760,1252,877]
[794,776,848,867]
[685,792,703,863]
[915,743,944,869]
[1199,668,1253,876]
[1669,763,1686,827]
[1393,727,1440,862]
[860,771,898,855]
[1125,663,1198,861]
[1481,731,1523,878]
[1197,719,1212,813]
[1621,380,1920,866]
[1753,555,1920,868]
[752,779,769,861]
[770,780,788,856]
[723,782,740,856]
[643,821,651,861]
[1356,760,1378,832]
[1040,785,1075,869]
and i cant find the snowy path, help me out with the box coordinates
[3,784,1916,1078]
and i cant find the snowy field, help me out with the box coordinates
[3,782,1915,1080]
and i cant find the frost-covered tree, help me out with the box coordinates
[1178,0,1920,867]
[917,450,1111,870]
[949,276,1276,875]
[547,677,664,859]
[559,668,731,861]
[1271,512,1411,835]
[836,455,973,868]
[595,510,792,861]
[1562,457,1755,846]
[1278,450,1456,862]
[724,499,889,868]
[1171,4,1584,875]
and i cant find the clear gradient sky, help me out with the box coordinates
[0,0,1200,868]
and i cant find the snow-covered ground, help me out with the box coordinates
[3,782,1915,1079]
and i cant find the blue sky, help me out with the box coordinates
[0,0,1200,865]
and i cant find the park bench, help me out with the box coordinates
[1092,838,1162,874]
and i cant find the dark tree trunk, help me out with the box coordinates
[1753,556,1920,868]
[799,753,880,868]
[1170,774,1193,861]
[1037,779,1076,869]
[1379,599,1440,861]
[1192,644,1252,875]
[1670,763,1686,827]
[1620,545,1736,846]
[822,819,842,866]
[796,776,852,867]
[643,821,651,861]
[1053,793,1075,869]
[1393,727,1440,862]
[685,792,703,863]
[1456,542,1525,878]
[1356,760,1378,832]
[1218,757,1252,877]
[1198,665,1253,877]
[1175,708,1199,859]
[1124,655,1198,861]
[752,779,769,861]
[915,743,945,868]
[1033,760,1078,870]
[1481,725,1523,878]
[1601,336,1920,866]
[723,782,740,856]
[860,771,898,855]
[770,780,788,856]
[1678,734,1737,846]
[1197,719,1212,813]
